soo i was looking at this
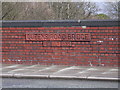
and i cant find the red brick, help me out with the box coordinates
[2,26,119,67]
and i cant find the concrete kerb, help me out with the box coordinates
[14,74,49,79]
[1,74,49,79]
[1,74,14,78]
[87,76,119,81]
[1,74,119,81]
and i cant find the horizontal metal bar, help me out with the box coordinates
[2,19,119,27]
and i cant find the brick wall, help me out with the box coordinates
[2,20,119,67]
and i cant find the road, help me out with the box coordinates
[2,78,119,88]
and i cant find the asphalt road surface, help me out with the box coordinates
[2,78,119,88]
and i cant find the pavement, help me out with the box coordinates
[1,64,119,81]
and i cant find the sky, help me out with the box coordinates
[71,0,118,14]
[96,2,107,14]
[71,0,109,14]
